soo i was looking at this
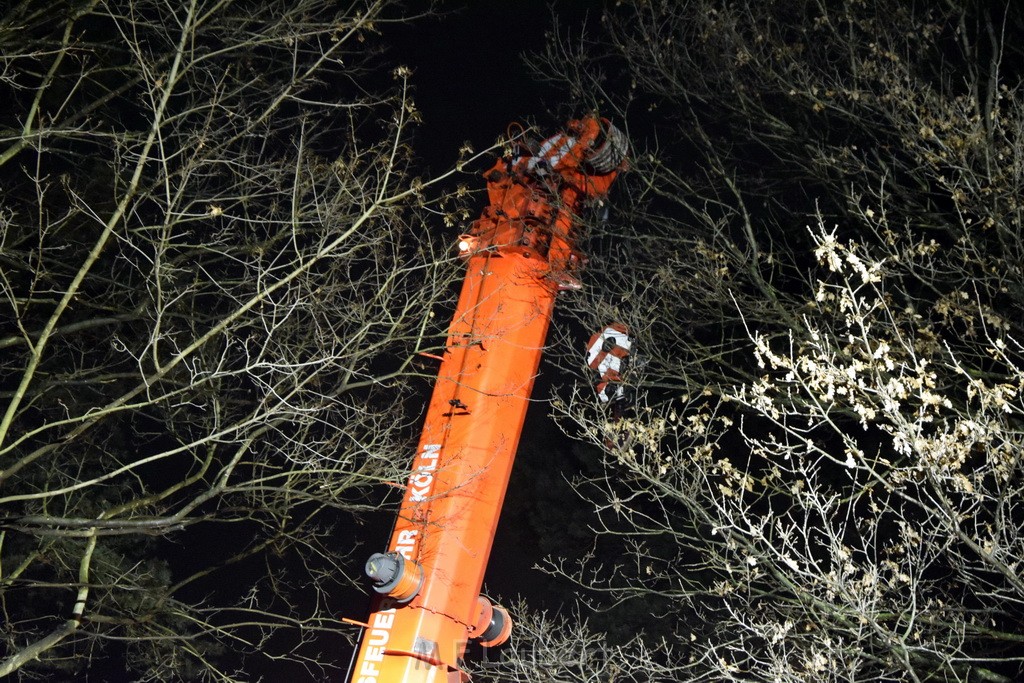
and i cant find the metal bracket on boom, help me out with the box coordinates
[468,595,513,648]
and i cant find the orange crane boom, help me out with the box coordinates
[348,116,627,683]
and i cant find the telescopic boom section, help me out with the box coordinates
[348,116,627,683]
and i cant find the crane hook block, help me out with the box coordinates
[584,119,629,174]
[364,552,424,604]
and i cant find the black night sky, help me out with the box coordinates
[389,1,600,168]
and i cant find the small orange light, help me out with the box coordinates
[458,239,471,252]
